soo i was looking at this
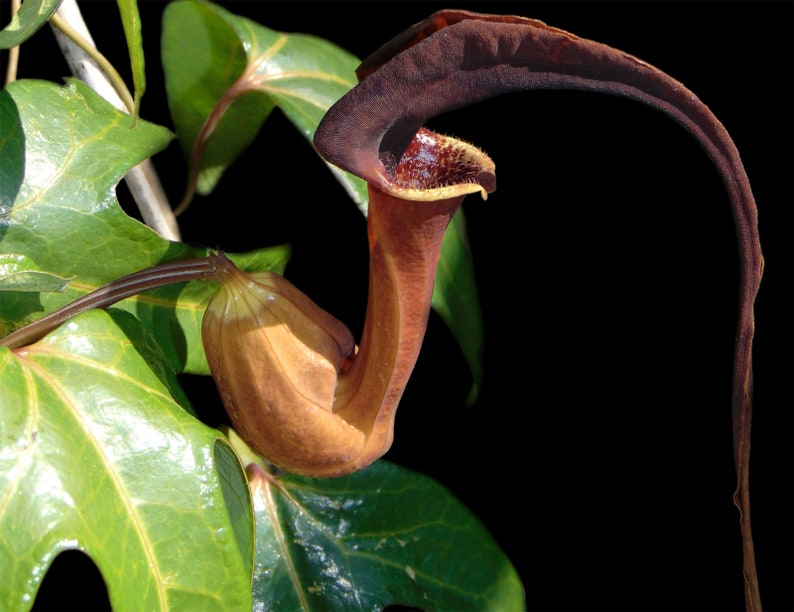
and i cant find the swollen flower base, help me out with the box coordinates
[201,255,362,475]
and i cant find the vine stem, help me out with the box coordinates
[0,256,220,350]
[3,0,21,85]
[49,0,181,241]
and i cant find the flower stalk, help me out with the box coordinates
[0,257,220,350]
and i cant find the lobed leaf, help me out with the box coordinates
[0,78,288,373]
[0,309,252,610]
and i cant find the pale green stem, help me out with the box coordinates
[49,11,135,114]
[3,0,20,85]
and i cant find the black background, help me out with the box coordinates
[11,2,791,611]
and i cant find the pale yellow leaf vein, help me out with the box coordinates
[281,481,479,597]
[13,352,169,608]
[247,27,288,67]
[260,69,353,88]
[8,98,123,215]
[0,362,40,525]
[10,142,75,215]
[269,483,374,599]
[262,478,310,610]
[26,343,174,403]
[258,84,341,112]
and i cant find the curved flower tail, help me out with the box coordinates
[316,10,761,606]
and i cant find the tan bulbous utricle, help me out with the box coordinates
[202,130,495,477]
[201,255,362,475]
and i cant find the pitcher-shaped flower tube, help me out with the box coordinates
[332,129,495,475]
[202,130,495,477]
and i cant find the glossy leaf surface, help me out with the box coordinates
[249,460,525,611]
[0,254,73,293]
[0,310,252,610]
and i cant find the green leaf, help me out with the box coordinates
[0,253,73,292]
[214,437,255,581]
[0,79,288,373]
[0,0,62,49]
[116,0,146,118]
[0,309,252,610]
[432,208,485,404]
[248,461,525,611]
[0,78,172,279]
[161,0,271,197]
[161,0,366,206]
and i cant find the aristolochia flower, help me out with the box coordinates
[201,125,494,477]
